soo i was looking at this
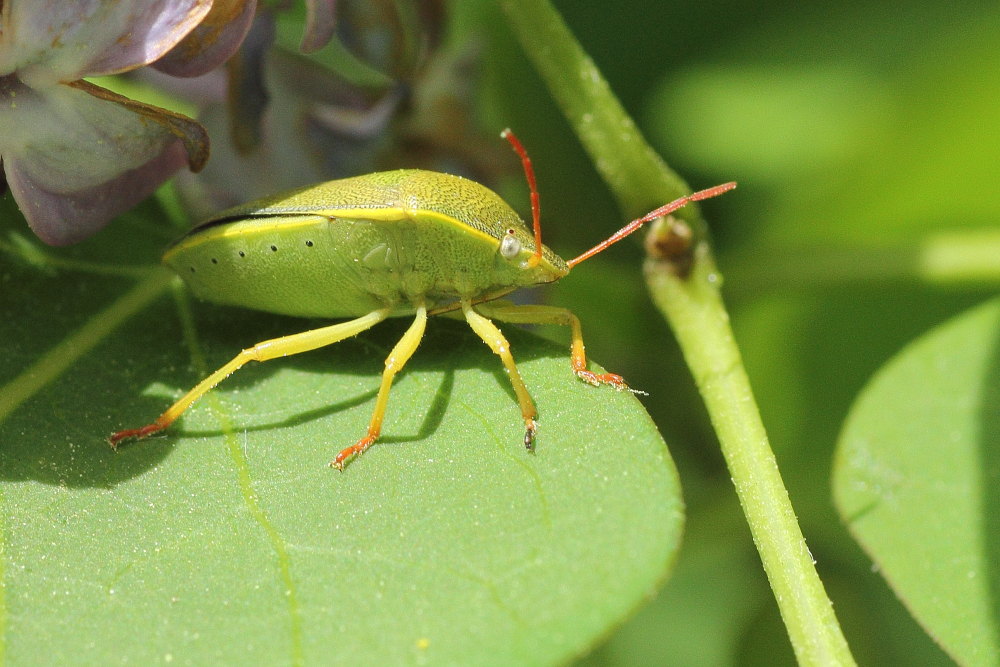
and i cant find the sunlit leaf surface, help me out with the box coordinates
[0,198,681,664]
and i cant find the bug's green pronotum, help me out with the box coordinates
[110,130,735,469]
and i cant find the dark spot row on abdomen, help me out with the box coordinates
[185,238,318,273]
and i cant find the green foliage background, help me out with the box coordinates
[2,0,1000,664]
[496,1,997,664]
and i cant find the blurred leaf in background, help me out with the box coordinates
[834,297,1000,666]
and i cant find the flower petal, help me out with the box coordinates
[336,0,446,80]
[0,76,208,244]
[5,141,190,245]
[2,0,212,81]
[154,0,257,77]
[222,11,275,151]
[172,49,394,218]
[300,0,337,54]
[70,80,209,171]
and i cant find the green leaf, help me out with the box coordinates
[833,296,1000,666]
[0,200,681,664]
[578,488,773,666]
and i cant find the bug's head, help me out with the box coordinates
[501,128,735,276]
[495,220,569,286]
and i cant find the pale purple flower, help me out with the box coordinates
[169,0,497,220]
[0,0,254,245]
[301,0,337,54]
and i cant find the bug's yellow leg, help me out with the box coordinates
[110,308,391,447]
[332,303,428,470]
[475,302,630,390]
[461,299,539,449]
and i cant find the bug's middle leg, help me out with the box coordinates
[461,299,539,450]
[331,303,428,470]
[474,301,630,390]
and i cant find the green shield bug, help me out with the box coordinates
[110,130,735,469]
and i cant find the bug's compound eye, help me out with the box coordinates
[499,229,521,260]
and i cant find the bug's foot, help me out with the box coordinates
[109,423,164,450]
[524,419,539,451]
[576,370,628,389]
[576,370,648,396]
[331,435,377,471]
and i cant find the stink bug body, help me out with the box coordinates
[111,130,735,469]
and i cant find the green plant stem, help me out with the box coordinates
[0,232,156,278]
[498,1,691,222]
[499,1,855,663]
[647,245,854,665]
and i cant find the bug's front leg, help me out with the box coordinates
[474,302,632,391]
[461,300,539,449]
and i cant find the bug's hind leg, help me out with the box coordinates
[110,308,391,447]
[461,300,539,450]
[332,303,428,470]
[475,302,632,390]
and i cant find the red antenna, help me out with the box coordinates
[501,129,544,268]
[567,182,737,268]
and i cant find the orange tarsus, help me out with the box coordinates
[108,421,168,449]
[331,434,377,470]
[570,336,628,389]
[500,129,544,268]
[567,181,737,268]
[576,369,628,389]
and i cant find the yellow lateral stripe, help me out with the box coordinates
[167,207,498,258]
[172,216,330,254]
[312,208,499,244]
